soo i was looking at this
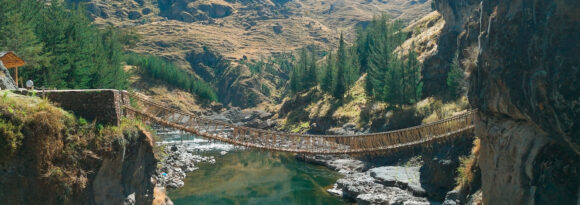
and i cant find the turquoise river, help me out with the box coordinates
[167,149,350,205]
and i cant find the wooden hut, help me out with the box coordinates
[0,51,26,88]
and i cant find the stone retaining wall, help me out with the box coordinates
[16,89,128,126]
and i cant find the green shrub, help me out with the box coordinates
[262,84,271,97]
[0,119,24,163]
[78,117,88,126]
[2,91,9,102]
[455,139,480,191]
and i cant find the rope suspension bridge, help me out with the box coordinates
[122,91,477,155]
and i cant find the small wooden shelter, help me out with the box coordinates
[0,51,26,88]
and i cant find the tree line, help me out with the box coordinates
[290,34,360,99]
[288,14,425,107]
[264,14,464,105]
[361,15,422,105]
[0,0,128,89]
[125,53,218,102]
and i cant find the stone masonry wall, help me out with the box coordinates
[16,89,127,126]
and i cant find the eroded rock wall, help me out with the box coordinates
[433,0,580,204]
[92,131,157,205]
[0,62,16,90]
[0,128,158,205]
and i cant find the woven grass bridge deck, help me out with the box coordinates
[122,91,476,155]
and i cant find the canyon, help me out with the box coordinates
[0,0,578,204]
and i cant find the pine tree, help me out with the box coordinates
[306,49,318,88]
[356,27,371,74]
[346,47,360,93]
[0,0,49,85]
[333,33,347,99]
[406,43,422,103]
[321,52,334,93]
[367,15,391,99]
[447,53,464,99]
[384,58,401,105]
[289,65,301,94]
[93,26,128,89]
[0,0,128,89]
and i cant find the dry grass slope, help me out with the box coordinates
[92,0,433,67]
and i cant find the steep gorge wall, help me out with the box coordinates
[0,128,157,205]
[0,93,158,204]
[432,0,579,204]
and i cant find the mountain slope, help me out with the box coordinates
[82,0,433,108]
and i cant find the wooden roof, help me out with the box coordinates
[0,51,26,69]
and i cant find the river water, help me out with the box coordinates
[162,134,349,205]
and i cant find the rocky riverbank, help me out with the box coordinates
[301,155,431,204]
[154,136,240,189]
[298,135,478,204]
[299,155,431,204]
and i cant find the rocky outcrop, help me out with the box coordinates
[421,0,480,97]
[70,0,155,21]
[433,0,580,203]
[184,47,272,108]
[308,154,430,204]
[0,62,16,90]
[92,131,158,205]
[331,171,431,205]
[186,47,229,82]
[158,0,234,22]
[216,64,270,108]
[207,107,275,129]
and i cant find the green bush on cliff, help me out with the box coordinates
[456,138,481,192]
[447,54,465,99]
[0,118,24,163]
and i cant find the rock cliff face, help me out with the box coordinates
[91,131,158,205]
[0,120,158,205]
[0,62,16,90]
[158,0,236,22]
[216,64,268,108]
[432,0,580,204]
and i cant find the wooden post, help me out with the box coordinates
[14,67,18,88]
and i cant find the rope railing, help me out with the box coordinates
[121,91,476,154]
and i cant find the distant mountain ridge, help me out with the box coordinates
[76,0,433,108]
[81,0,432,61]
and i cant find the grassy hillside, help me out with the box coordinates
[275,73,469,134]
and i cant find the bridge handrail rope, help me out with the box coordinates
[120,90,477,154]
[122,91,476,138]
